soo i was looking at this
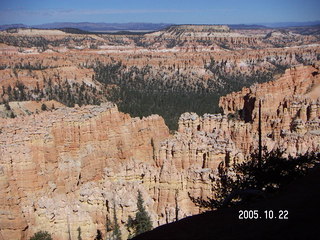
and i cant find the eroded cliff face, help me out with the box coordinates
[177,64,320,160]
[0,102,234,240]
[0,103,171,240]
[1,64,319,240]
[219,64,320,155]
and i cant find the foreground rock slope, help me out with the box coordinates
[133,164,320,240]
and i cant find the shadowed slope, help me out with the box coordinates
[133,164,320,240]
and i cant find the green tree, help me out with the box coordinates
[136,191,153,234]
[190,150,320,210]
[127,191,152,237]
[29,231,52,240]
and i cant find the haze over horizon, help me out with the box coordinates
[1,0,320,26]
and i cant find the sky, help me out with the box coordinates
[0,0,320,25]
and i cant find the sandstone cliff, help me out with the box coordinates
[219,64,320,155]
[0,102,236,240]
[0,103,170,239]
[176,64,320,160]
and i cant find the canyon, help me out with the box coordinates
[0,63,319,240]
[1,25,320,129]
[0,25,319,239]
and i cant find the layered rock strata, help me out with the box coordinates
[0,102,235,240]
[219,64,320,155]
[177,65,319,159]
[0,103,171,239]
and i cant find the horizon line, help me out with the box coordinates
[1,19,320,26]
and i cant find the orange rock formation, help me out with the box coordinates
[0,26,319,239]
[0,64,319,240]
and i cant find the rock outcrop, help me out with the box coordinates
[219,64,320,155]
[0,102,238,240]
[0,103,170,240]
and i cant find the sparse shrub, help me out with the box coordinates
[41,103,47,111]
[10,111,16,118]
[29,231,52,240]
[4,102,11,111]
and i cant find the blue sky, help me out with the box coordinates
[1,0,319,25]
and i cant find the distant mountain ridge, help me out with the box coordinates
[0,22,172,32]
[1,20,320,32]
[0,24,28,31]
[227,24,267,29]
[1,21,320,32]
[262,20,320,28]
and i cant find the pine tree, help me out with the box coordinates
[135,190,152,235]
[127,191,152,237]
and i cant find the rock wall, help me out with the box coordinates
[0,102,236,240]
[0,103,171,240]
[218,64,320,154]
[177,65,320,158]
